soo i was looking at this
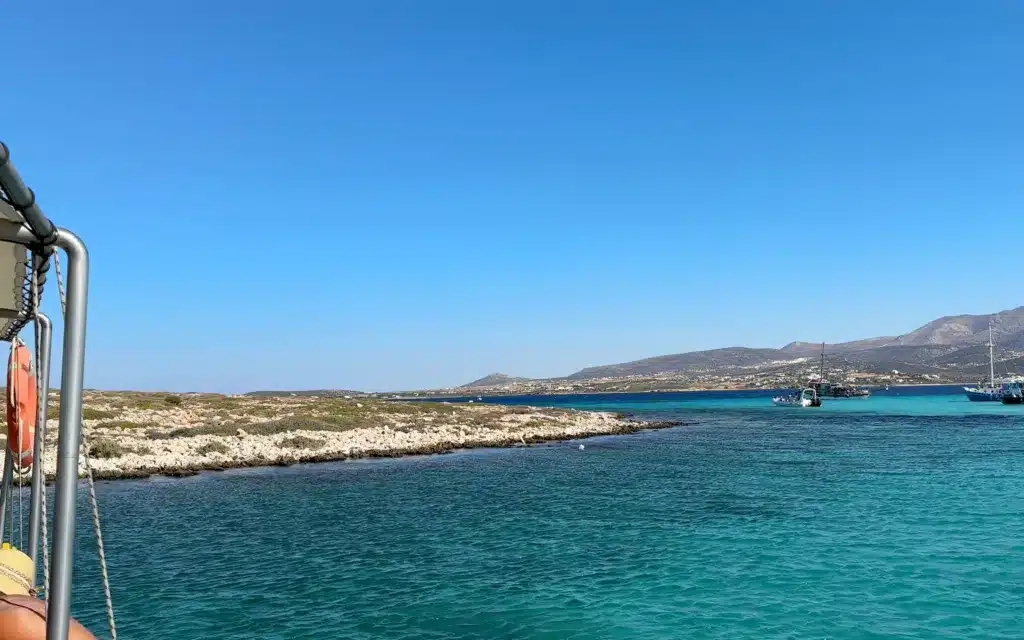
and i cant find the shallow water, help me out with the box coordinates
[63,389,1024,638]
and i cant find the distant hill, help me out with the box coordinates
[780,336,898,354]
[460,373,531,388]
[897,306,1024,346]
[556,306,1024,380]
[566,348,786,380]
[245,389,369,397]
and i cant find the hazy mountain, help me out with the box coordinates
[566,348,785,380]
[897,306,1024,346]
[460,373,531,388]
[780,337,898,354]
[459,306,1024,387]
[559,306,1024,381]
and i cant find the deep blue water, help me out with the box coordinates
[62,387,1024,638]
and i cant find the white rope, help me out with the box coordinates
[5,448,11,546]
[13,335,24,555]
[5,340,14,548]
[30,263,49,597]
[16,339,22,554]
[40,486,47,598]
[6,336,26,553]
[54,252,117,639]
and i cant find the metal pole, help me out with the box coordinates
[46,229,88,640]
[989,321,995,388]
[0,142,57,246]
[0,224,40,245]
[28,312,51,582]
[0,449,12,541]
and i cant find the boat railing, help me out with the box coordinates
[0,141,90,640]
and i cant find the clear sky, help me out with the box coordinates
[3,0,1021,392]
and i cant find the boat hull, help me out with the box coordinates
[772,398,813,407]
[772,388,820,408]
[965,388,1002,402]
[809,382,870,399]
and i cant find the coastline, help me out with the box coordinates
[83,419,681,481]
[32,391,684,482]
[418,382,962,399]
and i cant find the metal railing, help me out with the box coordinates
[0,141,89,640]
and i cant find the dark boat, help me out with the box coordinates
[810,382,871,398]
[1001,381,1024,404]
[809,344,871,399]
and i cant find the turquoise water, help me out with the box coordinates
[67,389,1024,638]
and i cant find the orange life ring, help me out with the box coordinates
[6,342,36,470]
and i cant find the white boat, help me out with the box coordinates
[964,321,1006,402]
[772,388,820,407]
[965,385,1003,402]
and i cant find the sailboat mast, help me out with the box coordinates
[989,321,995,387]
[820,342,825,382]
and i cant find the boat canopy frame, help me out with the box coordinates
[0,140,90,640]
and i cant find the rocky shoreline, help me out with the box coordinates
[30,392,685,482]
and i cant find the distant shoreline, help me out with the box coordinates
[47,392,690,483]
[80,418,685,482]
[41,384,969,484]
[413,382,964,399]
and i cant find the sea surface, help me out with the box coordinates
[63,386,1024,638]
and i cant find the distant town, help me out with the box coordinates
[247,307,1024,399]
[398,363,956,398]
[398,307,1024,397]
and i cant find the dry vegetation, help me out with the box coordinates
[31,391,655,480]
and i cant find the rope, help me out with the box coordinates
[30,263,48,598]
[39,486,47,599]
[14,335,23,554]
[17,370,22,553]
[54,251,117,639]
[6,452,11,546]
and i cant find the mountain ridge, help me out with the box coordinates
[460,373,531,388]
[463,306,1024,386]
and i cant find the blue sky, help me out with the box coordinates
[3,0,1021,391]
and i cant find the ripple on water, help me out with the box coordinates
[64,399,1024,638]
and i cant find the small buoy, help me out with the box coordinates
[578,444,585,451]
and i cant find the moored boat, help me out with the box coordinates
[807,344,870,399]
[810,381,871,398]
[965,386,1004,402]
[1000,382,1024,404]
[965,322,1004,401]
[772,387,820,407]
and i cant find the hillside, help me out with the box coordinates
[556,307,1024,381]
[460,373,531,388]
[897,306,1024,346]
[780,337,898,354]
[460,305,1024,389]
[566,348,789,380]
